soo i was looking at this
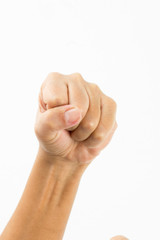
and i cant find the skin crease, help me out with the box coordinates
[0,72,128,240]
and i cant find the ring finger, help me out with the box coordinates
[83,93,117,148]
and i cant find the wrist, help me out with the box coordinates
[37,146,89,177]
[0,146,89,240]
[29,146,88,239]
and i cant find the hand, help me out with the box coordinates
[110,236,129,240]
[34,72,118,164]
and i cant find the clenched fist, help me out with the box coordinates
[34,72,117,164]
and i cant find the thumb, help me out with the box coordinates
[35,104,82,140]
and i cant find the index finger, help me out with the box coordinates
[40,72,68,110]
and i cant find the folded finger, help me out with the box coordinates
[66,73,89,131]
[71,83,101,141]
[83,94,117,148]
[40,72,68,110]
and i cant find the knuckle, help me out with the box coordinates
[93,132,105,142]
[110,100,117,114]
[87,83,101,99]
[72,132,83,141]
[104,95,117,113]
[108,97,117,109]
[71,72,83,81]
[48,96,63,107]
[82,120,96,131]
[43,72,62,88]
[110,98,117,110]
[47,72,61,79]
[90,83,100,91]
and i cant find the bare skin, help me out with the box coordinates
[110,237,129,240]
[0,72,128,240]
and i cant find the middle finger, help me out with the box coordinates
[71,83,101,141]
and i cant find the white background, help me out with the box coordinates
[0,0,160,239]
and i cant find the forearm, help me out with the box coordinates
[0,147,88,240]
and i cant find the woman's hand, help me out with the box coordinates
[0,73,123,240]
[34,72,117,164]
[110,236,129,240]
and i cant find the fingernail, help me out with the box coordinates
[64,108,81,125]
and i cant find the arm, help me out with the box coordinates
[0,147,88,240]
[0,72,118,240]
